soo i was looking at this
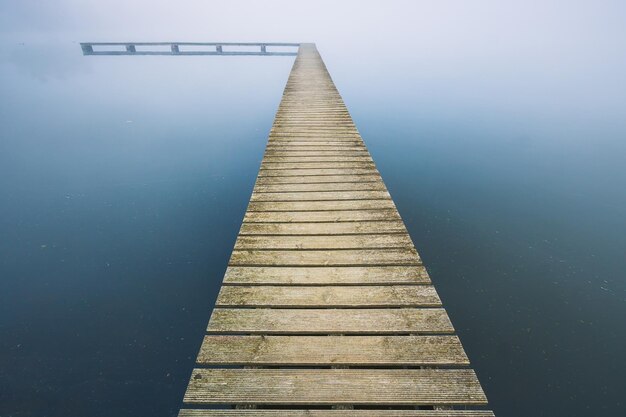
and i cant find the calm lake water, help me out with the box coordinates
[1,39,625,416]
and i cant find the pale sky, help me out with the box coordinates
[3,1,625,116]
[1,0,625,142]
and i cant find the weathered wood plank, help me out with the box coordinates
[275,110,351,113]
[269,135,363,141]
[239,221,406,235]
[253,181,386,192]
[279,103,344,105]
[269,130,360,134]
[197,335,466,365]
[228,248,421,266]
[271,122,359,126]
[243,209,401,223]
[276,106,348,108]
[250,190,390,202]
[255,174,382,184]
[206,308,453,334]
[262,156,372,162]
[247,200,396,211]
[258,168,378,177]
[265,145,366,150]
[183,368,486,405]
[274,112,353,115]
[223,265,431,285]
[179,411,495,417]
[234,234,412,250]
[269,128,358,132]
[264,152,370,158]
[265,146,367,151]
[267,140,365,145]
[274,114,354,118]
[270,130,358,133]
[273,115,353,118]
[216,285,440,307]
[265,148,365,153]
[260,162,375,170]
[267,139,361,142]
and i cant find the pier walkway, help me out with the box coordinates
[179,43,494,416]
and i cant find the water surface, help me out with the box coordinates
[1,29,625,417]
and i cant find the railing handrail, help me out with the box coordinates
[80,42,300,56]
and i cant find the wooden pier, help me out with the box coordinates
[179,43,494,416]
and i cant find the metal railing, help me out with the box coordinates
[80,42,300,56]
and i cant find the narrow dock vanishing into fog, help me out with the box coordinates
[179,43,494,415]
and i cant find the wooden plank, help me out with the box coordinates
[273,115,353,118]
[265,142,364,148]
[216,285,441,307]
[197,335,466,366]
[268,139,360,143]
[234,234,412,250]
[269,135,363,141]
[272,123,357,127]
[278,98,345,100]
[243,209,401,223]
[272,122,358,125]
[264,153,369,157]
[265,147,368,152]
[268,138,360,146]
[255,174,382,184]
[269,127,358,131]
[265,149,366,152]
[276,105,349,108]
[257,168,379,177]
[269,131,360,135]
[250,190,390,202]
[183,368,486,405]
[262,156,372,162]
[253,181,386,192]
[269,134,361,138]
[271,128,359,132]
[223,265,431,285]
[273,115,352,117]
[247,200,396,211]
[180,411,495,417]
[274,113,352,115]
[277,102,346,105]
[228,248,421,266]
[274,114,347,118]
[275,109,348,112]
[239,221,406,235]
[206,308,453,334]
[271,120,355,123]
[260,162,375,170]
[276,115,354,118]
[273,120,358,123]
[269,125,359,128]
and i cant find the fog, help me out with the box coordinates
[1,2,625,417]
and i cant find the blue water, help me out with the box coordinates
[1,39,625,416]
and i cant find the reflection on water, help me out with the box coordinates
[1,37,625,417]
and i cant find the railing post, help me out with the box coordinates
[126,44,136,53]
[260,44,267,54]
[80,43,93,55]
[171,44,180,54]
[216,45,223,54]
